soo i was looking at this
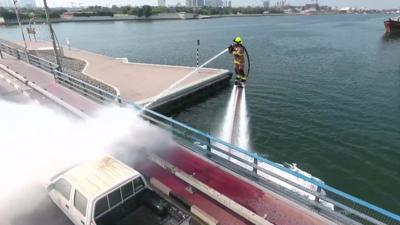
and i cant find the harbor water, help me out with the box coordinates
[0,14,399,213]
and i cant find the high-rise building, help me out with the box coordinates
[18,0,36,8]
[197,0,205,7]
[186,0,193,7]
[0,0,11,7]
[186,0,205,7]
[205,0,223,7]
[158,0,167,7]
[263,1,270,8]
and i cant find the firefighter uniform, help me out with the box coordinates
[229,37,246,84]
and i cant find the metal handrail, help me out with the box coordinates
[2,40,399,225]
[0,42,58,71]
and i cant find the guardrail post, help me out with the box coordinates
[315,186,322,203]
[206,136,211,153]
[26,52,30,64]
[15,49,20,59]
[253,157,258,174]
[52,69,57,79]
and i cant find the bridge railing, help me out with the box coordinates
[54,70,118,103]
[0,41,118,103]
[0,42,59,74]
[2,40,399,225]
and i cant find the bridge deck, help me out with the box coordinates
[1,49,333,225]
[135,146,333,225]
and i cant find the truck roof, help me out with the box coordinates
[64,156,140,200]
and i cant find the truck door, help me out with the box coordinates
[48,178,73,218]
[70,189,89,225]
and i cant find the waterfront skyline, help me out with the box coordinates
[26,0,400,9]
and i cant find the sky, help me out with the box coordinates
[33,0,400,9]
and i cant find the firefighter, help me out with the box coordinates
[228,37,246,86]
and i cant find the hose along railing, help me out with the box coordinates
[1,41,400,225]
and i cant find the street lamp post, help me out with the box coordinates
[43,0,62,72]
[12,0,30,63]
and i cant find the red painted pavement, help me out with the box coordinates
[135,159,252,225]
[156,147,328,225]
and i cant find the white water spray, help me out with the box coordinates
[237,89,250,150]
[144,48,228,109]
[218,86,250,150]
[0,100,171,223]
[219,86,238,143]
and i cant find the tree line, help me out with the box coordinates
[0,5,282,20]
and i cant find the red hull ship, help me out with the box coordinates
[384,18,400,33]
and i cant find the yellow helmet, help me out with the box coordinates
[234,37,242,44]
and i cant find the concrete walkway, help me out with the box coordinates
[19,41,231,105]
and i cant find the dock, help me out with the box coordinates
[15,40,232,112]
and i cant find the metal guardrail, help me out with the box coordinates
[0,42,59,74]
[54,70,117,103]
[0,41,116,103]
[2,41,400,225]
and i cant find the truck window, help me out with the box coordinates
[133,177,144,192]
[94,196,109,218]
[74,190,88,216]
[54,178,72,200]
[108,189,122,208]
[121,182,133,200]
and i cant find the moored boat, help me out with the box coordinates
[384,17,400,33]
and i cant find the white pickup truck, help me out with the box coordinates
[47,156,190,225]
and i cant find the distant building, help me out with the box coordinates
[186,0,193,7]
[61,12,75,19]
[0,0,11,7]
[158,0,167,7]
[263,1,270,8]
[197,0,205,7]
[186,0,205,7]
[18,0,36,8]
[205,0,223,7]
